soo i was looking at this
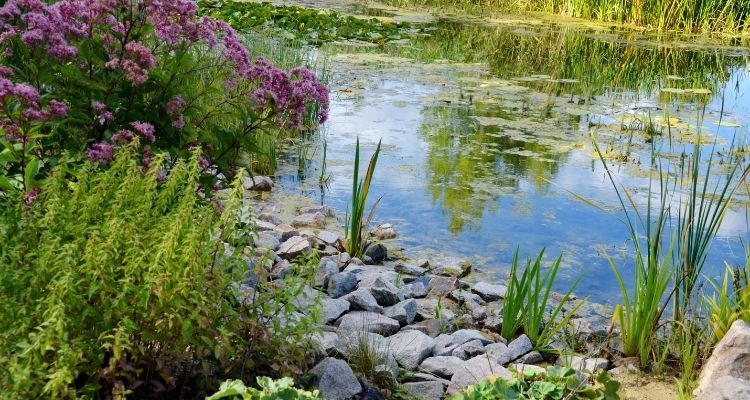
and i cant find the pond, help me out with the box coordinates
[269,5,750,303]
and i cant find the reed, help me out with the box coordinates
[345,138,383,258]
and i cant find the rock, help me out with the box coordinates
[448,354,512,394]
[695,320,750,399]
[335,330,391,358]
[300,205,335,217]
[274,224,299,242]
[243,175,273,191]
[258,212,283,225]
[317,230,342,246]
[370,224,397,240]
[402,381,444,400]
[390,330,436,370]
[364,243,387,263]
[449,289,484,305]
[510,363,546,375]
[383,299,417,326]
[432,334,458,356]
[419,356,464,379]
[403,319,443,337]
[485,342,512,365]
[451,339,485,360]
[432,259,471,278]
[310,357,361,400]
[416,298,455,321]
[254,220,277,231]
[327,272,358,298]
[291,212,326,228]
[400,282,428,299]
[405,372,451,387]
[314,260,339,288]
[451,329,493,346]
[427,276,458,298]
[517,351,543,365]
[697,376,750,400]
[321,297,350,324]
[368,276,400,306]
[471,282,508,301]
[270,259,292,279]
[395,263,427,276]
[341,288,383,313]
[277,235,311,259]
[507,334,533,362]
[584,357,610,372]
[337,311,400,336]
[311,331,339,355]
[291,285,322,310]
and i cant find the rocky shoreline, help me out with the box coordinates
[230,177,626,399]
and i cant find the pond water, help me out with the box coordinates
[269,7,750,303]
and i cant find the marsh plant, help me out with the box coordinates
[345,137,382,258]
[501,248,583,350]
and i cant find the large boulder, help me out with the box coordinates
[328,272,358,298]
[368,276,400,306]
[276,235,311,259]
[321,297,350,325]
[471,282,507,301]
[337,311,400,336]
[341,288,383,313]
[390,330,436,370]
[310,357,361,400]
[384,299,418,326]
[695,320,750,399]
[448,354,512,395]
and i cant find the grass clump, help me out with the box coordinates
[501,248,584,350]
[345,138,382,258]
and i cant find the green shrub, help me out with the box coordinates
[0,144,319,398]
[207,377,321,400]
[452,366,621,400]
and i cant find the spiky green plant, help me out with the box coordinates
[345,138,382,258]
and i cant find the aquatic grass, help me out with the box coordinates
[501,248,584,350]
[345,138,382,258]
[705,250,750,342]
[594,140,674,367]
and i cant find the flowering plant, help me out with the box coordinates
[0,0,329,198]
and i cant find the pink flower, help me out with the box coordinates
[166,95,185,114]
[131,121,155,142]
[111,129,133,144]
[23,187,39,205]
[86,141,115,163]
[171,114,184,129]
[48,99,67,117]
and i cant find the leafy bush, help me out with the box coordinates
[0,0,328,196]
[0,144,320,398]
[207,377,321,400]
[452,366,621,400]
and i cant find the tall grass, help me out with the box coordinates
[381,0,750,33]
[345,138,382,258]
[501,248,583,350]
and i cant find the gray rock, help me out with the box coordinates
[291,285,322,309]
[432,334,458,356]
[448,354,512,394]
[395,263,428,276]
[584,357,610,372]
[291,212,326,228]
[321,297,350,324]
[243,175,273,191]
[507,334,533,361]
[471,282,508,301]
[432,259,471,278]
[277,235,311,260]
[427,276,458,298]
[314,260,339,288]
[416,298,455,321]
[258,212,283,226]
[300,205,335,217]
[390,330,436,370]
[270,259,292,279]
[517,351,543,365]
[369,276,400,306]
[400,282,428,299]
[449,289,485,305]
[327,272,358,298]
[403,319,443,338]
[364,243,387,263]
[405,372,451,387]
[370,224,397,240]
[337,311,400,336]
[274,224,299,241]
[451,329,493,346]
[697,376,750,400]
[510,363,545,375]
[317,230,342,246]
[311,331,339,355]
[402,381,444,400]
[695,320,750,399]
[310,357,361,400]
[384,299,418,326]
[419,356,464,379]
[452,339,485,360]
[341,288,383,313]
[335,330,391,358]
[254,220,276,231]
[485,342,512,365]
[253,231,280,250]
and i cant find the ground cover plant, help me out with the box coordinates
[199,0,422,46]
[0,0,329,198]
